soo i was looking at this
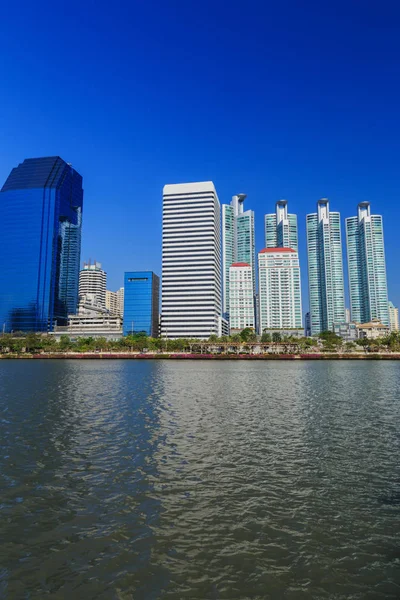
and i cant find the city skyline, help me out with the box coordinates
[1,2,400,312]
[0,154,397,336]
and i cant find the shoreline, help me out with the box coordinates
[1,353,400,360]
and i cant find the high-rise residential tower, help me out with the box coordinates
[0,157,83,332]
[265,200,298,250]
[221,194,255,319]
[228,263,255,334]
[258,248,302,331]
[306,199,345,335]
[161,182,221,339]
[78,261,107,309]
[388,301,399,331]
[346,202,389,326]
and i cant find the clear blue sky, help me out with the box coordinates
[1,0,399,309]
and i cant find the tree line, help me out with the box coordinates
[0,329,399,354]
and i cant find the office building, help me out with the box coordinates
[161,182,221,339]
[258,248,302,332]
[124,271,159,337]
[79,261,106,309]
[346,202,389,326]
[265,199,298,250]
[222,194,255,319]
[306,199,345,335]
[388,301,399,331]
[228,263,255,334]
[106,288,124,318]
[0,156,83,332]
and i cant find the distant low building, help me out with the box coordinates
[356,319,390,340]
[333,321,358,341]
[106,288,124,318]
[51,314,123,341]
[388,301,399,332]
[262,328,304,339]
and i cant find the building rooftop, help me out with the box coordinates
[1,156,81,192]
[356,320,389,329]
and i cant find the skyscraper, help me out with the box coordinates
[221,194,255,319]
[346,202,389,326]
[0,157,83,332]
[228,263,255,333]
[258,248,302,331]
[265,200,298,250]
[161,182,221,339]
[79,261,107,309]
[124,272,159,337]
[306,199,345,335]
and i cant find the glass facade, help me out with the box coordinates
[0,157,83,332]
[123,272,160,337]
[265,200,298,251]
[221,195,255,319]
[306,199,345,334]
[346,203,389,325]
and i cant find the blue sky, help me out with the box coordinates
[1,0,399,308]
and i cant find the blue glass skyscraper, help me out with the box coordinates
[0,157,83,332]
[123,272,160,337]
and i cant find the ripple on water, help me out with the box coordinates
[0,359,399,599]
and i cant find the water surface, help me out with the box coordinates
[0,360,400,599]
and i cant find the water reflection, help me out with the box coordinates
[0,360,399,598]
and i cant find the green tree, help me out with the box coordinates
[240,328,254,342]
[0,334,13,353]
[59,335,72,351]
[272,332,282,343]
[261,332,271,343]
[230,334,241,343]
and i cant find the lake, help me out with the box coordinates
[0,360,400,599]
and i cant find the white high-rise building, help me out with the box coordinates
[161,182,222,339]
[106,288,124,318]
[221,194,255,319]
[78,261,107,309]
[388,301,399,331]
[228,263,255,334]
[258,248,302,331]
